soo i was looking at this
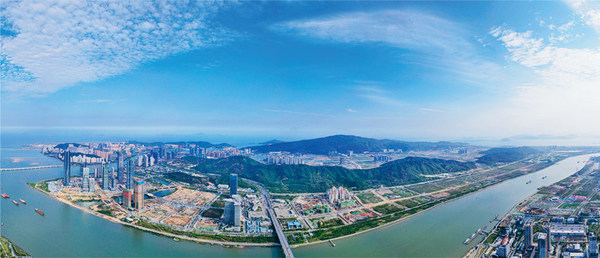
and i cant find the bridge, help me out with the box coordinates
[259,185,294,258]
[0,165,63,172]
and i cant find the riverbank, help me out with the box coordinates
[27,183,279,248]
[0,236,29,257]
[26,152,585,251]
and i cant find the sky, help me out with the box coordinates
[2,0,600,144]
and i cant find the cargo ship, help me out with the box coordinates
[35,208,44,216]
[12,200,19,206]
[1,193,9,198]
[19,199,26,204]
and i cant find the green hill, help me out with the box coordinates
[183,156,476,193]
[249,135,467,155]
[476,147,541,165]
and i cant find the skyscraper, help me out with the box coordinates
[88,178,95,192]
[590,232,598,258]
[134,180,145,210]
[110,167,117,189]
[230,173,238,195]
[123,189,132,210]
[63,151,71,186]
[82,167,90,191]
[127,157,135,189]
[102,163,109,190]
[117,151,125,184]
[524,221,533,247]
[224,196,241,227]
[538,233,548,258]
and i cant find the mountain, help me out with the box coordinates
[249,135,467,155]
[183,155,476,193]
[476,147,541,165]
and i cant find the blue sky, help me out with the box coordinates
[2,0,600,143]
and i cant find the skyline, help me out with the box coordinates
[2,0,600,143]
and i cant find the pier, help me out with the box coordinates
[464,226,487,245]
[0,165,62,172]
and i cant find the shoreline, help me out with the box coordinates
[25,154,586,250]
[27,184,279,248]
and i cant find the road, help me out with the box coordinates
[258,185,295,258]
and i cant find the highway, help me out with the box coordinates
[258,185,295,258]
[0,165,62,171]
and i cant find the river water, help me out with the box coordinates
[1,144,596,257]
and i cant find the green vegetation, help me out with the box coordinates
[97,209,114,217]
[211,200,225,208]
[476,147,541,165]
[314,218,344,228]
[1,237,29,257]
[356,192,383,204]
[135,220,277,243]
[202,208,224,219]
[165,172,206,185]
[372,203,402,214]
[184,155,475,193]
[558,203,580,209]
[249,135,467,155]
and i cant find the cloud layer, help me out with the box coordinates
[273,9,469,53]
[1,0,234,94]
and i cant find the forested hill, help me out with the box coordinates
[248,135,467,155]
[183,156,476,193]
[476,147,541,165]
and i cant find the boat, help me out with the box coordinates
[542,176,547,179]
[1,193,9,198]
[35,208,45,216]
[12,200,19,206]
[526,180,532,184]
[19,199,26,204]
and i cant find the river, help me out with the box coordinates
[1,145,596,257]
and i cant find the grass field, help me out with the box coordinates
[356,192,383,204]
[372,203,402,214]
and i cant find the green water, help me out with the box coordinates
[1,147,595,257]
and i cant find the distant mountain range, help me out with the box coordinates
[183,155,476,193]
[249,135,468,155]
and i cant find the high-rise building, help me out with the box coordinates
[117,151,125,184]
[82,167,90,191]
[88,178,95,192]
[524,221,533,247]
[538,233,548,258]
[590,232,598,258]
[102,163,110,190]
[127,157,135,189]
[230,173,238,195]
[134,180,145,210]
[224,195,242,227]
[63,151,71,186]
[110,167,117,189]
[123,188,132,210]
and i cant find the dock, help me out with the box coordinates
[329,240,336,247]
[464,226,487,245]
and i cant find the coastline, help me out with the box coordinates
[25,153,588,250]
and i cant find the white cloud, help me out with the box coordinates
[274,9,504,87]
[564,0,600,33]
[479,25,600,136]
[273,9,469,53]
[0,0,235,94]
[346,108,357,113]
